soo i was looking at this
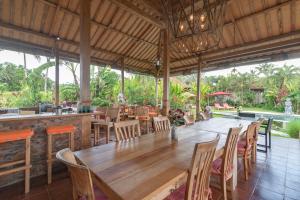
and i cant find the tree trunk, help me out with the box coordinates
[44,57,50,92]
[23,53,27,77]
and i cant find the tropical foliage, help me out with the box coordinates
[0,58,299,114]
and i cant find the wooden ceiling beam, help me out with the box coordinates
[262,0,273,37]
[0,35,153,75]
[108,0,165,28]
[291,0,296,31]
[172,30,300,63]
[0,20,152,66]
[37,0,157,48]
[228,2,245,44]
[248,0,261,40]
[132,0,163,19]
[171,48,300,74]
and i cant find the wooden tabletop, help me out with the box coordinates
[75,118,253,200]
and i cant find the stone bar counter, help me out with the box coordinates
[0,113,91,188]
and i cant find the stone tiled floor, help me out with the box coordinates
[0,136,300,200]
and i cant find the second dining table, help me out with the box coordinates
[75,118,253,200]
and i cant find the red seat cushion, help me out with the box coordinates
[164,184,212,200]
[94,187,108,200]
[78,187,108,200]
[211,158,233,181]
[47,125,76,135]
[0,129,33,143]
[237,139,251,154]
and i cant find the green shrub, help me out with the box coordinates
[287,120,300,138]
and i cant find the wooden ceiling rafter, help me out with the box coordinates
[131,0,163,19]
[248,0,261,40]
[291,0,296,31]
[228,2,245,44]
[262,0,273,37]
[0,20,152,67]
[37,0,158,48]
[108,0,165,28]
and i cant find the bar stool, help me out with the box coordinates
[46,125,75,184]
[0,129,33,193]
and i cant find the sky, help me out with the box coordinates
[0,49,300,83]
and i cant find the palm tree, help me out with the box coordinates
[273,65,300,104]
[62,61,80,98]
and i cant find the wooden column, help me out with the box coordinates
[155,77,159,106]
[196,57,201,119]
[54,42,59,106]
[162,29,170,116]
[79,0,91,104]
[121,57,125,94]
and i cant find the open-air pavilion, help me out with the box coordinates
[0,0,300,200]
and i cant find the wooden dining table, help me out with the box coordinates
[75,118,253,200]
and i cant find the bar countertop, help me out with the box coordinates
[0,112,91,122]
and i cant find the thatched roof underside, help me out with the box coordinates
[0,0,300,76]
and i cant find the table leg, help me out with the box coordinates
[146,121,149,134]
[106,126,110,144]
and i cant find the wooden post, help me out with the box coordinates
[55,42,59,106]
[196,57,201,120]
[155,77,159,106]
[121,57,125,94]
[162,29,170,116]
[80,0,91,104]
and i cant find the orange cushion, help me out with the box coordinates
[47,125,76,135]
[0,129,33,143]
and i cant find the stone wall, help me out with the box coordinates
[0,116,85,188]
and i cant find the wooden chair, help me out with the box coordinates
[135,106,151,134]
[237,122,257,180]
[252,118,264,163]
[258,118,273,152]
[56,148,107,200]
[0,129,33,193]
[95,106,108,114]
[114,120,141,142]
[107,107,121,122]
[153,116,171,134]
[165,135,220,200]
[211,127,241,200]
[183,115,195,126]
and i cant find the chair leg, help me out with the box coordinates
[70,132,75,151]
[221,177,227,200]
[47,134,52,184]
[269,131,271,148]
[252,143,257,163]
[265,134,268,152]
[243,157,248,180]
[229,177,234,200]
[25,138,31,193]
[247,157,252,175]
